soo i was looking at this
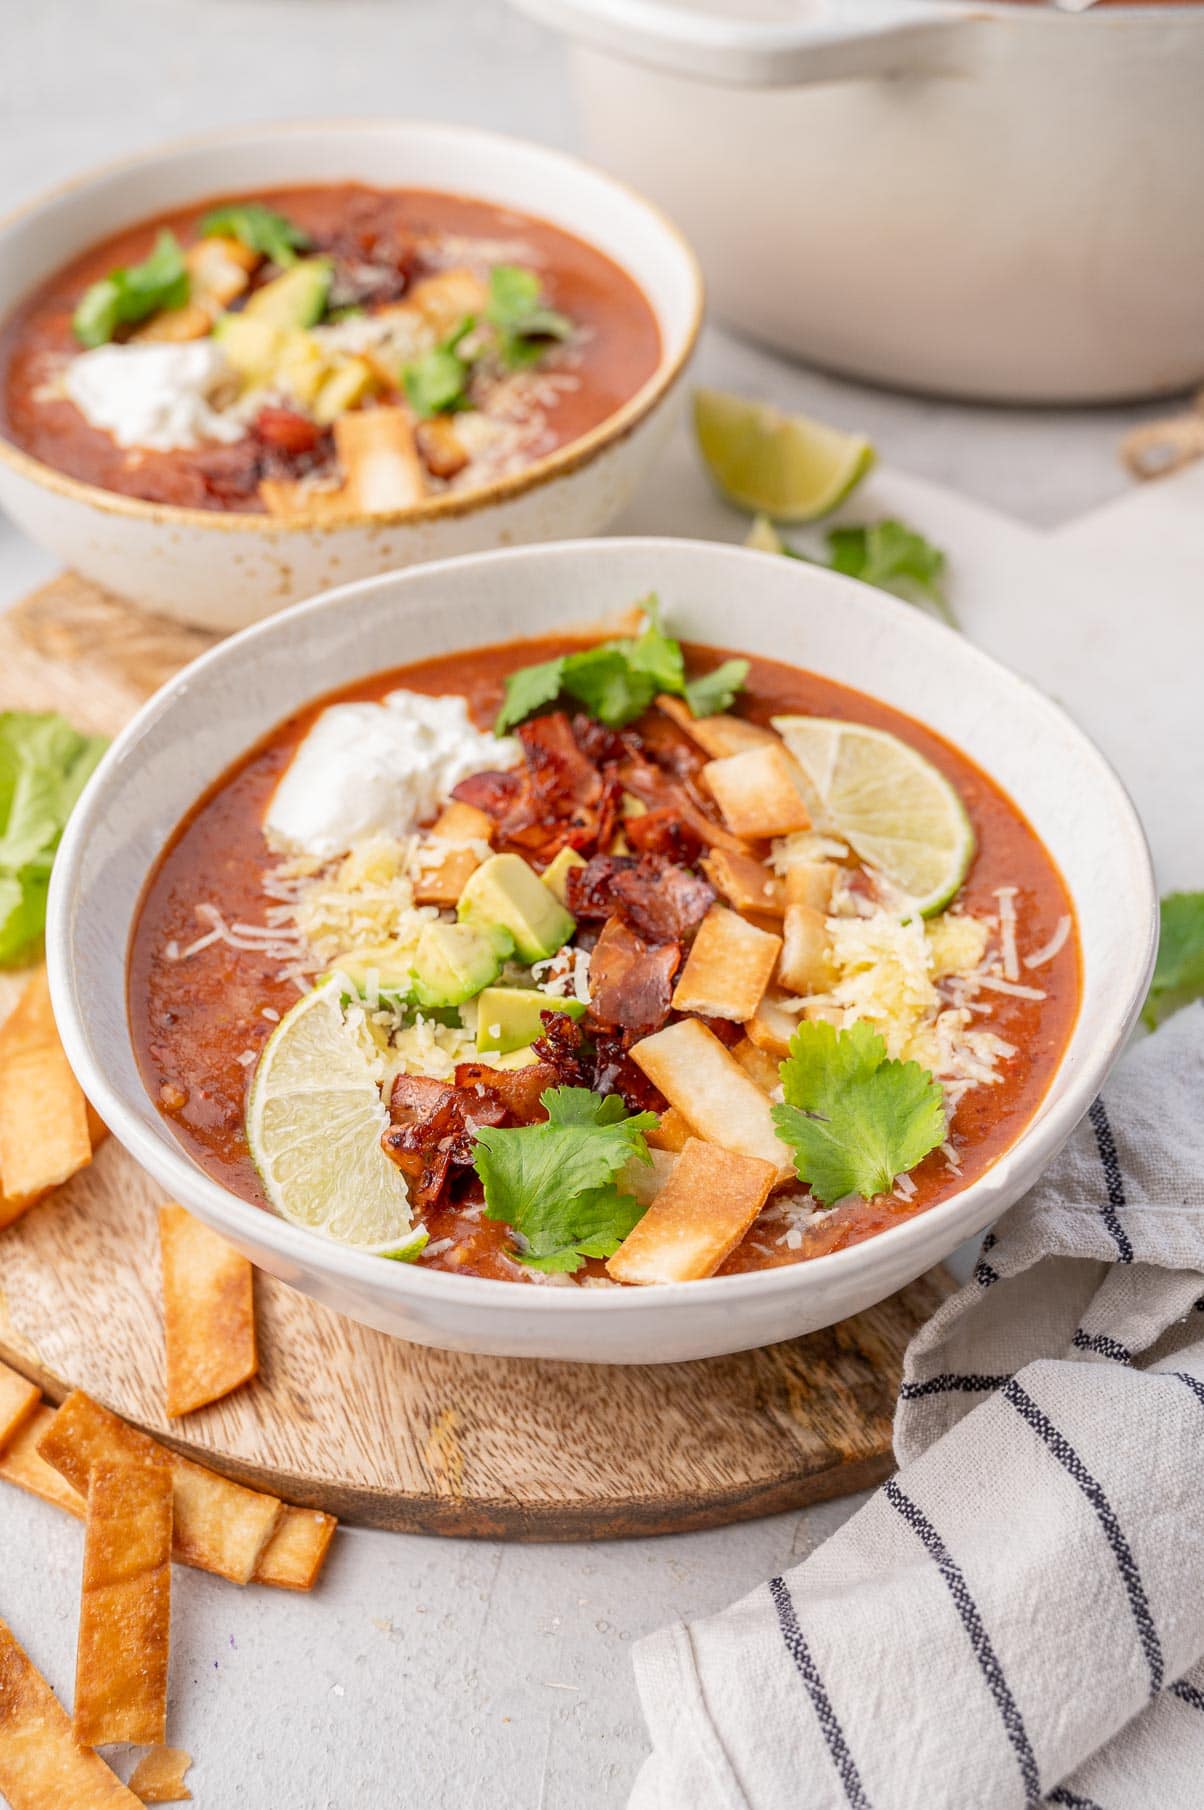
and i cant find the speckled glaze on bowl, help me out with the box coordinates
[47,539,1156,1364]
[0,122,702,630]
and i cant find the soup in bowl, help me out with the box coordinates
[46,540,1155,1363]
[0,124,700,627]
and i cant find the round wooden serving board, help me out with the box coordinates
[0,575,953,1538]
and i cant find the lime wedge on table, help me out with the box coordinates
[773,717,975,916]
[694,389,875,521]
[246,977,421,1253]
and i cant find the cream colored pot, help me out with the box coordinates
[516,0,1204,403]
[0,121,701,629]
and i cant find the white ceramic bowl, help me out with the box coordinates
[48,538,1156,1364]
[0,121,701,630]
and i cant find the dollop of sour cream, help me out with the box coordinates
[63,340,245,452]
[265,691,521,860]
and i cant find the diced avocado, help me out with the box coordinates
[244,257,332,329]
[213,314,285,383]
[313,356,378,426]
[488,1047,541,1070]
[410,920,511,1010]
[457,853,575,964]
[541,846,586,906]
[475,986,586,1056]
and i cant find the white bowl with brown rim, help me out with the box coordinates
[47,538,1157,1364]
[0,121,701,631]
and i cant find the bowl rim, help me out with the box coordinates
[0,117,704,535]
[47,536,1158,1319]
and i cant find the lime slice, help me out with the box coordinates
[772,716,975,915]
[694,389,875,522]
[246,976,420,1251]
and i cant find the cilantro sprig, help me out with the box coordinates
[0,712,107,964]
[197,201,311,268]
[403,317,477,419]
[494,596,749,733]
[1143,892,1204,1029]
[770,1020,946,1207]
[749,515,954,627]
[72,231,190,349]
[487,264,573,370]
[473,1086,658,1272]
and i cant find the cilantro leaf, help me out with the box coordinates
[826,521,954,625]
[1143,891,1204,1029]
[487,263,573,370]
[492,595,747,733]
[197,201,311,268]
[0,712,107,964]
[494,657,568,735]
[402,317,477,419]
[474,1085,657,1271]
[72,231,190,348]
[771,1019,946,1207]
[684,659,750,718]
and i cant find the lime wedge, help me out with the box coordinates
[773,716,975,915]
[246,977,420,1251]
[694,389,875,522]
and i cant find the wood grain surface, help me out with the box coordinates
[0,574,953,1538]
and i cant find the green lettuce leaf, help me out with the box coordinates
[771,1019,946,1207]
[1143,892,1204,1029]
[0,713,107,965]
[474,1085,658,1271]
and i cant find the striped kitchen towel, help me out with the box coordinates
[630,1004,1204,1810]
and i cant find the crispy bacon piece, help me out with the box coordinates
[633,710,709,781]
[452,767,526,820]
[610,859,714,945]
[566,855,635,921]
[382,1074,506,1212]
[531,998,669,1114]
[454,1061,558,1125]
[587,919,680,1035]
[617,758,746,854]
[625,806,704,866]
[254,407,320,456]
[592,1033,668,1114]
[452,712,623,865]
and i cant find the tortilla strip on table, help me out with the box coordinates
[74,1456,172,1747]
[158,1204,258,1418]
[0,1363,40,1454]
[0,1405,85,1519]
[38,1392,281,1586]
[0,1617,141,1808]
[251,1505,339,1592]
[128,1746,193,1803]
[0,967,92,1225]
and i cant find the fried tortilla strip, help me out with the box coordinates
[0,1406,85,1519]
[0,1364,40,1455]
[671,905,781,1023]
[412,802,494,908]
[0,968,92,1225]
[74,1457,172,1747]
[777,903,832,994]
[655,695,777,759]
[630,1018,794,1181]
[335,407,425,512]
[258,477,356,522]
[744,992,800,1059]
[701,744,812,838]
[251,1504,338,1592]
[128,1746,192,1804]
[608,1138,777,1284]
[701,848,784,918]
[731,1036,783,1095]
[645,1106,692,1153]
[39,1392,281,1586]
[158,1204,258,1418]
[0,1617,140,1808]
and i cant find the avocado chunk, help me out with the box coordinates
[410,920,511,1010]
[213,314,284,383]
[457,854,575,964]
[475,986,586,1056]
[243,257,332,329]
[540,846,586,906]
[325,943,416,1006]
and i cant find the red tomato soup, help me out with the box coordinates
[0,185,661,515]
[129,636,1080,1287]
